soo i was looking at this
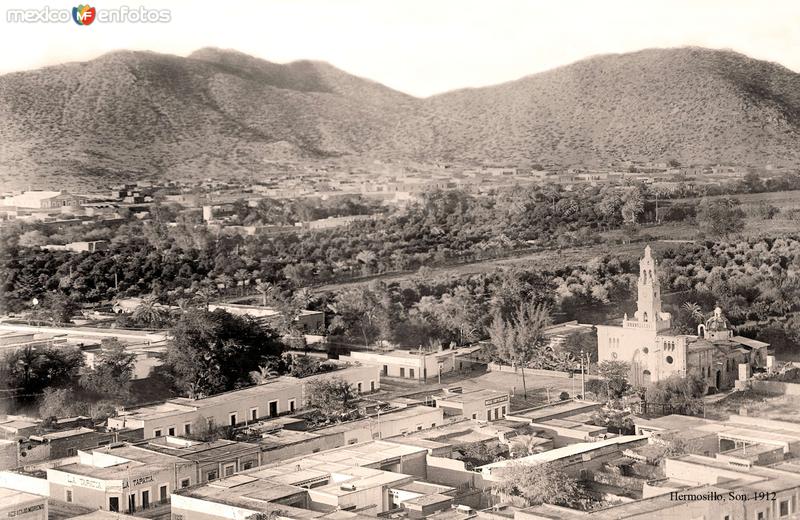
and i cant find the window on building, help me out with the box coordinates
[409,369,415,379]
[67,447,77,457]
[494,408,499,420]
[400,368,405,378]
[224,464,235,477]
[229,413,237,426]
[207,470,218,481]
[250,407,258,421]
[758,511,765,520]
[487,411,491,421]
[501,406,507,416]
[243,461,253,470]
[66,490,73,503]
[154,429,162,437]
[109,497,120,512]
[168,427,175,436]
[357,382,363,393]
[665,356,674,364]
[383,365,388,375]
[370,381,375,392]
[289,400,296,412]
[184,423,191,435]
[780,500,790,517]
[128,493,136,513]
[180,479,190,488]
[472,413,477,420]
[269,400,278,417]
[159,485,168,503]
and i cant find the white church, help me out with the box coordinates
[596,245,770,389]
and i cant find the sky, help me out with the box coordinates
[1,0,799,97]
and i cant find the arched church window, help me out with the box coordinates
[643,312,648,322]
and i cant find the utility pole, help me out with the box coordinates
[580,350,586,399]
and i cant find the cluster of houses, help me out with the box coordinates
[5,385,800,520]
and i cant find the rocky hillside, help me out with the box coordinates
[0,47,798,186]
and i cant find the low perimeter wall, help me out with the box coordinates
[750,380,800,396]
[487,363,600,380]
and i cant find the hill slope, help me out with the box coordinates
[0,47,798,186]
[423,47,800,166]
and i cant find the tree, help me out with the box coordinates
[289,355,320,378]
[494,461,583,507]
[17,230,48,248]
[620,188,644,224]
[1,346,84,403]
[682,302,705,324]
[132,294,165,328]
[697,197,745,237]
[328,287,383,347]
[80,338,137,400]
[418,286,484,346]
[166,309,284,397]
[38,388,88,420]
[255,281,277,307]
[488,302,552,399]
[305,377,359,423]
[36,292,78,325]
[246,511,285,520]
[597,360,630,399]
[645,373,707,415]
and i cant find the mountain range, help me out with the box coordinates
[1,46,799,186]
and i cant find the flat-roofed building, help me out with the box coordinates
[435,389,510,422]
[46,444,197,513]
[1,190,85,209]
[340,346,482,382]
[133,437,263,483]
[0,488,47,520]
[505,400,606,447]
[0,417,40,440]
[314,406,445,442]
[477,435,647,482]
[208,303,324,333]
[172,441,431,519]
[108,365,380,439]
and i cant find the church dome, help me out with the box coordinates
[705,307,730,331]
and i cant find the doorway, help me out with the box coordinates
[142,490,150,509]
[716,370,722,389]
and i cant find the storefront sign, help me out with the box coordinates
[7,503,45,517]
[484,395,508,406]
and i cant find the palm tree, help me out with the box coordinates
[132,294,164,328]
[216,274,234,295]
[234,269,250,296]
[682,302,705,324]
[255,281,277,307]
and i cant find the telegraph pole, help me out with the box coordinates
[580,350,586,399]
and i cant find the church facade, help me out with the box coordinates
[596,246,770,389]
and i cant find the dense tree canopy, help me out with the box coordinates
[166,309,285,397]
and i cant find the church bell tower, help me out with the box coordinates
[625,245,672,331]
